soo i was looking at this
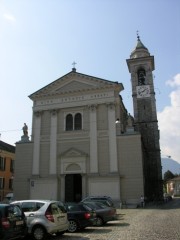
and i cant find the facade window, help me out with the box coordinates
[9,178,13,190]
[0,157,6,171]
[65,112,82,131]
[0,177,5,189]
[66,114,73,131]
[10,159,14,173]
[75,113,82,130]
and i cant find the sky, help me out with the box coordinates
[0,0,180,165]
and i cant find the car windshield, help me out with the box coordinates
[65,204,80,212]
[21,202,44,212]
[50,203,61,215]
[84,202,107,209]
[82,204,92,211]
[57,201,67,213]
[93,199,112,207]
[7,205,22,218]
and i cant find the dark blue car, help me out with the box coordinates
[64,202,97,232]
[82,201,117,226]
[0,204,27,240]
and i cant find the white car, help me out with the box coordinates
[11,200,69,240]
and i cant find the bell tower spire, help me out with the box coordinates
[126,35,163,201]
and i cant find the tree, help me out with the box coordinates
[164,170,175,182]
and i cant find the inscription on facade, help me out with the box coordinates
[35,92,112,106]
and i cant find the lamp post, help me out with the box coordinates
[116,118,120,134]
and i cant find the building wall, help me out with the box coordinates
[0,148,15,201]
[14,142,33,200]
[14,104,144,204]
[117,134,144,204]
[87,176,120,201]
[98,138,110,174]
[167,177,180,196]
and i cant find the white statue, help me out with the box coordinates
[22,123,28,136]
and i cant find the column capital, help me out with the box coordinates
[50,109,58,116]
[34,111,42,117]
[88,104,97,111]
[107,102,116,110]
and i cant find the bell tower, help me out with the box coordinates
[126,34,163,201]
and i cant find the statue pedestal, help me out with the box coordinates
[20,135,30,143]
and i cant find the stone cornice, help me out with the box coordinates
[32,91,116,111]
[29,71,124,100]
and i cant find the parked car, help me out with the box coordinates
[0,203,27,240]
[64,202,97,232]
[11,200,69,240]
[81,196,115,207]
[83,201,117,226]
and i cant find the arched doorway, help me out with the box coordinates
[65,174,82,202]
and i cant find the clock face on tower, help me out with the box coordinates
[136,85,150,98]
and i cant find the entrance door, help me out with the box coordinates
[65,174,82,202]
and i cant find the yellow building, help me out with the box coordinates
[166,176,180,197]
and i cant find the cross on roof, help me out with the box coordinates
[72,61,77,69]
[137,30,140,40]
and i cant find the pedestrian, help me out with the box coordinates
[140,195,145,208]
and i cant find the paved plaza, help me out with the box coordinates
[58,197,180,240]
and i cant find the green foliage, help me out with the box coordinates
[164,170,175,182]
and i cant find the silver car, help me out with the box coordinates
[11,200,69,240]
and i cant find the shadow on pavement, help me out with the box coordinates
[105,222,130,227]
[50,233,90,240]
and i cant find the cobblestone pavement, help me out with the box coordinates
[24,198,180,240]
[58,197,180,240]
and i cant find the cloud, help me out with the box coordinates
[166,73,180,88]
[158,73,180,164]
[3,13,16,23]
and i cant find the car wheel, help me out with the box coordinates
[96,217,104,226]
[32,226,46,240]
[68,220,78,232]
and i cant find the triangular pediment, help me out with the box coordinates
[29,71,123,100]
[54,80,95,93]
[60,147,88,158]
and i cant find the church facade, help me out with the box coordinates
[14,37,162,205]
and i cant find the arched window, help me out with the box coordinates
[137,68,146,85]
[66,114,73,131]
[74,113,82,130]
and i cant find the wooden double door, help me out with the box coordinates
[65,174,82,202]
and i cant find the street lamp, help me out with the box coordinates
[115,118,120,124]
[115,118,122,135]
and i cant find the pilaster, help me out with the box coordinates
[60,175,65,202]
[81,174,86,199]
[32,111,41,175]
[49,110,58,174]
[89,105,98,173]
[108,103,118,172]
